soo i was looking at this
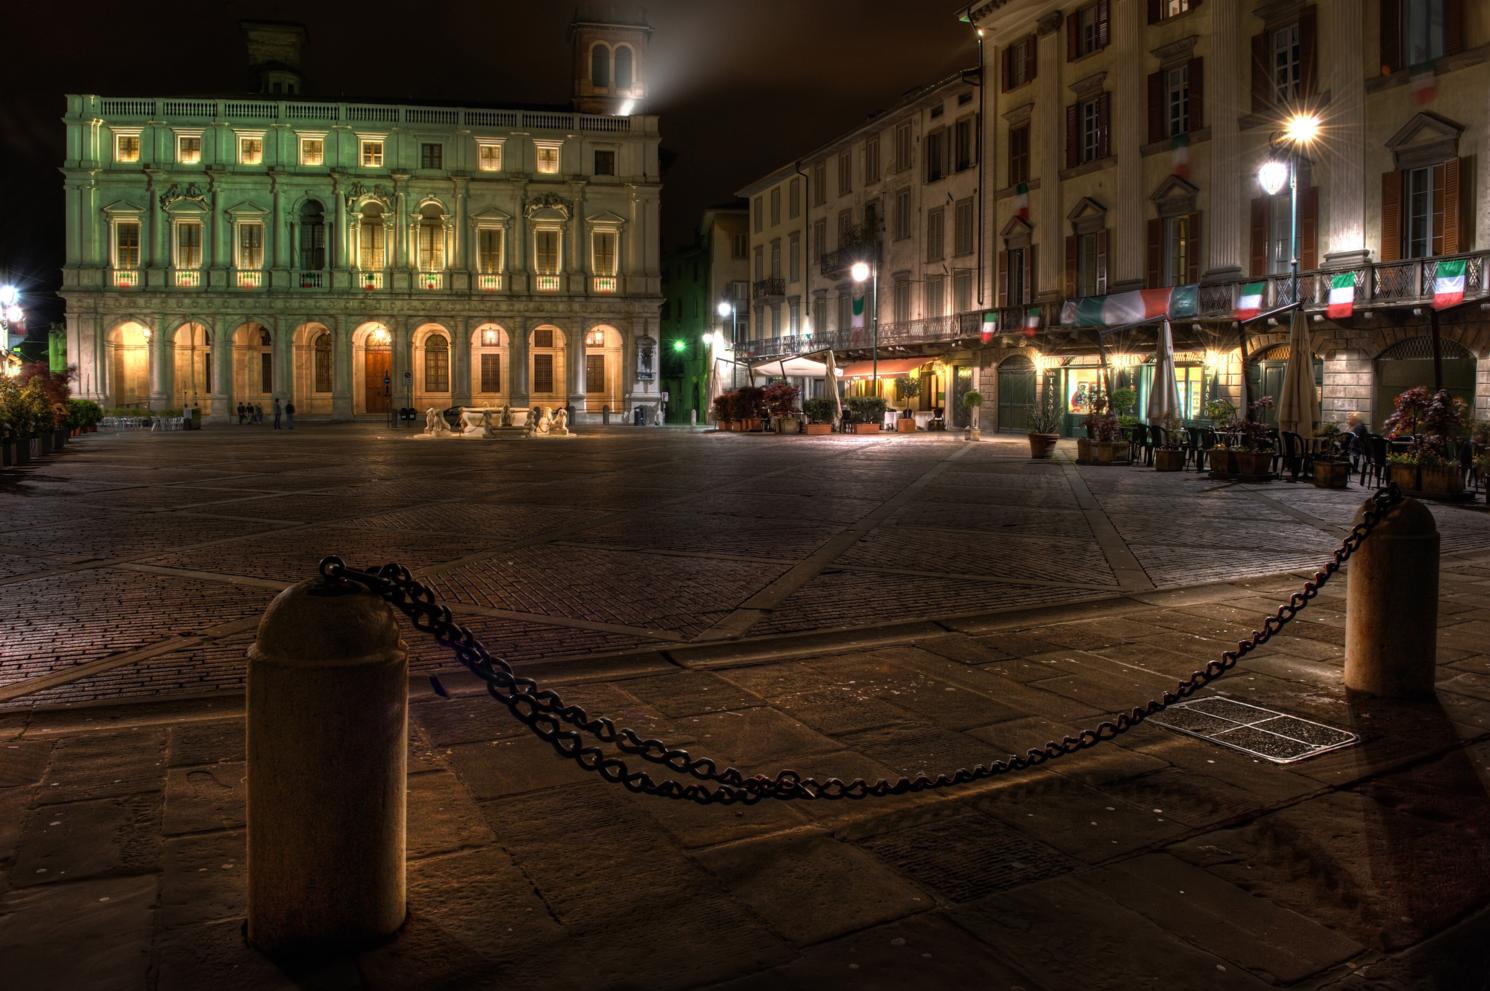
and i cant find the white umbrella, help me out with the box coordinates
[1146,318,1182,424]
[822,349,844,426]
[1276,308,1319,438]
[705,357,722,425]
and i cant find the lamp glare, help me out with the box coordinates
[1257,159,1289,196]
[850,261,871,283]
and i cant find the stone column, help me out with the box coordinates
[270,171,286,272]
[149,316,171,407]
[568,321,587,414]
[393,179,408,271]
[142,171,157,273]
[1113,0,1146,287]
[1323,0,1369,266]
[275,320,293,403]
[332,321,354,420]
[510,321,530,407]
[451,177,467,270]
[214,324,234,416]
[1033,13,1063,297]
[452,321,472,408]
[333,175,349,271]
[1204,0,1244,280]
[393,322,411,410]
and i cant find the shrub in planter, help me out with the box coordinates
[962,390,983,440]
[1383,387,1470,499]
[1026,384,1062,459]
[1153,417,1188,471]
[733,386,766,431]
[845,396,887,434]
[762,381,802,434]
[710,393,734,429]
[802,397,837,434]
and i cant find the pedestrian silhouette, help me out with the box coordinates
[273,398,282,430]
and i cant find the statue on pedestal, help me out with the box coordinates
[500,404,513,427]
[552,407,570,436]
[423,407,453,436]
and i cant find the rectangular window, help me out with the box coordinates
[954,199,974,257]
[1272,23,1301,105]
[838,209,853,248]
[532,354,555,393]
[261,353,273,394]
[754,245,763,280]
[926,207,945,262]
[478,228,504,273]
[1267,194,1292,273]
[1402,0,1446,66]
[925,128,946,182]
[788,177,801,219]
[480,354,502,393]
[894,121,913,172]
[1080,98,1101,163]
[535,143,561,174]
[360,219,385,269]
[115,220,141,268]
[732,279,749,303]
[813,218,827,261]
[753,196,764,232]
[1004,35,1036,89]
[534,328,555,349]
[838,292,852,332]
[770,187,781,226]
[417,221,444,270]
[239,136,264,165]
[954,117,976,172]
[586,354,606,393]
[315,342,333,393]
[594,149,616,175]
[478,142,503,172]
[770,239,781,279]
[732,233,747,258]
[863,199,880,238]
[176,134,201,164]
[813,296,828,337]
[175,220,202,269]
[237,222,264,269]
[894,189,911,240]
[300,137,324,166]
[1404,166,1437,259]
[1163,214,1191,286]
[115,133,140,163]
[1071,0,1110,59]
[789,299,801,335]
[925,275,946,318]
[361,140,383,167]
[788,232,801,281]
[1166,65,1190,137]
[865,136,881,184]
[893,277,911,323]
[1157,0,1191,20]
[425,345,449,392]
[420,143,443,170]
[1007,248,1027,306]
[770,305,780,338]
[812,161,827,205]
[592,230,618,276]
[1008,124,1030,185]
[534,229,561,274]
[1076,231,1102,296]
[953,270,973,313]
[838,150,853,195]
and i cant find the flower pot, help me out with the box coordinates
[1209,448,1236,478]
[850,421,880,434]
[896,418,917,433]
[1235,450,1273,479]
[1390,463,1418,491]
[86,424,97,433]
[1312,460,1351,489]
[1419,465,1464,498]
[740,417,764,432]
[774,417,802,435]
[1028,433,1059,459]
[1075,437,1092,465]
[804,422,833,435]
[1154,448,1187,472]
[1090,440,1128,465]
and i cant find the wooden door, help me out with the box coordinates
[365,349,392,413]
[997,358,1035,433]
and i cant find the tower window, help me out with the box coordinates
[591,43,610,89]
[615,45,634,92]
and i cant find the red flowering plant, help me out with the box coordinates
[18,363,74,428]
[1082,390,1121,442]
[1236,395,1276,452]
[1384,386,1469,469]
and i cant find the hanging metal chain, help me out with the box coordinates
[320,482,1402,806]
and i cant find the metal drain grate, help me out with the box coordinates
[1148,696,1358,763]
[856,813,1074,902]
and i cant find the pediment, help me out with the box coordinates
[1000,215,1034,238]
[224,201,269,218]
[585,209,627,228]
[471,207,512,225]
[1385,111,1464,150]
[1066,196,1107,223]
[101,198,145,215]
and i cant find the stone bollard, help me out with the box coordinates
[1344,495,1439,698]
[246,576,409,954]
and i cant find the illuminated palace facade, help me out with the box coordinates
[60,18,664,422]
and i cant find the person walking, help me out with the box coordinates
[273,398,283,430]
[237,403,246,425]
[285,400,296,430]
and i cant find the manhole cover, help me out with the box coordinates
[1148,696,1357,764]
[856,813,1073,902]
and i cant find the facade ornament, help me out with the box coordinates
[159,182,209,211]
[524,193,573,221]
[343,182,394,210]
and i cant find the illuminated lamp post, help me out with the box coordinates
[1256,113,1322,311]
[850,260,879,394]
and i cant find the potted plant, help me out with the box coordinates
[894,378,920,432]
[763,381,802,434]
[710,393,734,431]
[1026,383,1063,459]
[963,390,983,441]
[802,397,837,435]
[1383,386,1469,498]
[845,396,887,434]
[1312,422,1351,489]
[1153,415,1188,471]
[735,386,767,432]
[1112,386,1140,433]
[1081,392,1126,465]
[1232,397,1276,480]
[1204,398,1239,477]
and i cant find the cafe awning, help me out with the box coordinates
[839,357,927,379]
[748,355,843,379]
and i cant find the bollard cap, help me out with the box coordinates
[251,577,404,668]
[1352,495,1437,534]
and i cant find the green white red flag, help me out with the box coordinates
[1236,282,1265,321]
[1022,307,1041,337]
[851,289,866,330]
[1433,258,1466,310]
[980,311,998,342]
[1326,273,1355,319]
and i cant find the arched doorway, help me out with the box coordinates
[1246,343,1322,427]
[171,322,212,412]
[232,323,275,408]
[412,324,453,411]
[291,323,333,416]
[352,322,393,415]
[529,324,567,408]
[471,324,509,405]
[582,325,624,415]
[105,320,151,409]
[1374,337,1476,430]
[996,354,1035,433]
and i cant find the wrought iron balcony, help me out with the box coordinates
[753,277,785,300]
[819,238,882,279]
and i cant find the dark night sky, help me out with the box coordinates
[0,0,977,333]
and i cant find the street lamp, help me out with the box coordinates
[1257,112,1322,309]
[850,259,879,393]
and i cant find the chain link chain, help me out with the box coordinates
[319,483,1403,806]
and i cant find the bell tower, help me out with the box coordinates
[570,12,652,115]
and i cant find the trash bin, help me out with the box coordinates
[633,406,644,425]
[602,405,610,426]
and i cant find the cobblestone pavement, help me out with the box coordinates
[2,424,1490,989]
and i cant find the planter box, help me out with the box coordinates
[1313,460,1351,489]
[1154,448,1187,472]
[1209,448,1236,478]
[1419,465,1464,498]
[896,418,917,433]
[1075,437,1092,465]
[849,422,880,434]
[1089,440,1128,465]
[1390,463,1418,491]
[1028,433,1059,459]
[772,417,802,435]
[739,418,764,432]
[804,422,833,435]
[1235,450,1274,479]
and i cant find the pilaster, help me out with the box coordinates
[1323,0,1370,266]
[452,321,472,407]
[510,320,530,407]
[1034,13,1063,296]
[149,315,170,405]
[1113,0,1146,286]
[332,320,354,420]
[1204,0,1244,280]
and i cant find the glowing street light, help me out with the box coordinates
[849,261,870,283]
[849,259,879,389]
[1257,112,1323,311]
[1283,112,1321,146]
[672,339,686,353]
[1257,159,1289,196]
[0,285,18,307]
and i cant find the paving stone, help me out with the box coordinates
[0,740,52,786]
[407,770,495,859]
[35,727,166,805]
[166,718,245,767]
[12,791,163,886]
[621,670,766,717]
[156,829,245,931]
[673,706,841,767]
[0,874,157,991]
[162,763,244,836]
[151,919,300,991]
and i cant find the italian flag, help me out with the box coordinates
[1022,308,1041,337]
[980,311,998,342]
[851,290,866,330]
[1013,182,1030,222]
[1433,258,1466,310]
[1236,282,1265,321]
[1067,288,1175,328]
[1327,273,1355,318]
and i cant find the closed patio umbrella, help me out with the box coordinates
[822,349,844,426]
[705,356,722,425]
[1146,318,1183,424]
[1276,308,1319,439]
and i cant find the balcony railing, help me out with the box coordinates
[235,269,264,288]
[418,271,444,290]
[592,275,618,294]
[753,278,786,299]
[476,273,503,292]
[172,269,201,287]
[297,271,325,289]
[111,268,140,288]
[820,238,882,279]
[359,270,385,290]
[535,274,562,292]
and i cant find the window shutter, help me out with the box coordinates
[1445,0,1466,56]
[1097,93,1111,160]
[1065,235,1077,298]
[1146,219,1162,288]
[1067,12,1078,61]
[1148,71,1164,144]
[1029,244,1038,302]
[1249,196,1269,277]
[1299,7,1318,97]
[1185,213,1203,284]
[1065,104,1078,170]
[1441,157,1462,255]
[1379,170,1402,262]
[1098,1,1110,48]
[1001,46,1012,92]
[1431,161,1447,257]
[1300,186,1318,271]
[1147,0,1160,24]
[1379,0,1401,72]
[1027,35,1038,81]
[1250,32,1268,112]
[1096,229,1109,294]
[997,250,1007,306]
[1188,58,1204,132]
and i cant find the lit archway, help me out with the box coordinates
[471,323,509,405]
[412,323,453,411]
[351,322,394,415]
[582,325,624,415]
[528,324,567,407]
[170,322,212,412]
[105,320,151,409]
[232,323,275,407]
[292,322,334,415]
